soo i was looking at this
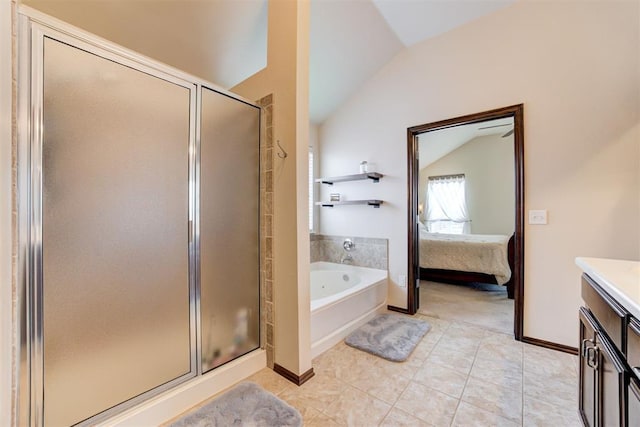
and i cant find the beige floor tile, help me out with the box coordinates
[323,384,392,426]
[413,360,468,398]
[445,321,487,341]
[395,381,459,426]
[452,401,520,426]
[278,374,346,413]
[476,339,523,365]
[469,356,522,390]
[433,333,480,355]
[373,355,423,380]
[419,281,513,334]
[523,343,578,379]
[523,369,577,407]
[297,405,323,425]
[246,368,291,395]
[415,314,452,335]
[348,370,411,405]
[407,336,437,361]
[461,375,523,423]
[380,407,431,427]
[523,395,582,427]
[427,343,476,373]
[305,411,344,427]
[313,341,379,381]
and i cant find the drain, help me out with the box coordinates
[342,274,349,281]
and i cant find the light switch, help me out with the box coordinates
[529,209,548,225]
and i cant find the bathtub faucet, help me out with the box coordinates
[340,253,353,264]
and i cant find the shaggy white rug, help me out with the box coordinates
[169,382,302,427]
[345,313,431,362]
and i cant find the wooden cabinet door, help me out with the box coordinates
[597,333,626,426]
[580,307,599,427]
[629,378,640,426]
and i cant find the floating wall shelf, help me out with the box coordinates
[316,172,383,185]
[316,200,383,208]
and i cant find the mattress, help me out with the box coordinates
[419,231,511,285]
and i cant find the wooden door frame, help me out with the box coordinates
[402,104,524,340]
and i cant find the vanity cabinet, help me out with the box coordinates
[579,274,635,426]
[628,319,640,425]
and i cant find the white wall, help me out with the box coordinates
[319,1,640,347]
[419,134,515,235]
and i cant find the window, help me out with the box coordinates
[308,147,314,232]
[426,174,470,234]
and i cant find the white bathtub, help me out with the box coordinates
[310,262,388,358]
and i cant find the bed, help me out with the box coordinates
[419,229,515,299]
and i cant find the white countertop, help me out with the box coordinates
[576,257,640,319]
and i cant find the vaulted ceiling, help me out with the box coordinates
[23,0,516,124]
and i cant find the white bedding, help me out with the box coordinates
[419,231,512,285]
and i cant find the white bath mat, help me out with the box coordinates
[345,313,431,362]
[169,382,302,427]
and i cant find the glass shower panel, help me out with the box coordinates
[42,38,192,426]
[200,88,260,372]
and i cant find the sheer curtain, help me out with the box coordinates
[426,174,470,234]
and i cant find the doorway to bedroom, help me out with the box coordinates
[406,105,524,339]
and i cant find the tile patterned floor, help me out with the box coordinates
[419,280,514,334]
[247,312,581,426]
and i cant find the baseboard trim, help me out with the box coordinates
[273,364,315,386]
[387,305,411,314]
[521,336,578,355]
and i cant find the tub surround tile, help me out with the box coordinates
[265,280,273,302]
[310,233,388,270]
[266,323,273,346]
[264,192,273,214]
[258,93,274,368]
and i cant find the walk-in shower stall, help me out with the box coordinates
[18,10,260,426]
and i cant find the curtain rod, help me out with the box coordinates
[428,173,465,181]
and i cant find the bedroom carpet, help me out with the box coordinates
[345,313,431,361]
[419,280,513,334]
[168,382,302,427]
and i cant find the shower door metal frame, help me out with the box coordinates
[17,13,200,426]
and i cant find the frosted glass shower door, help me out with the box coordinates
[200,88,260,372]
[41,38,193,425]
